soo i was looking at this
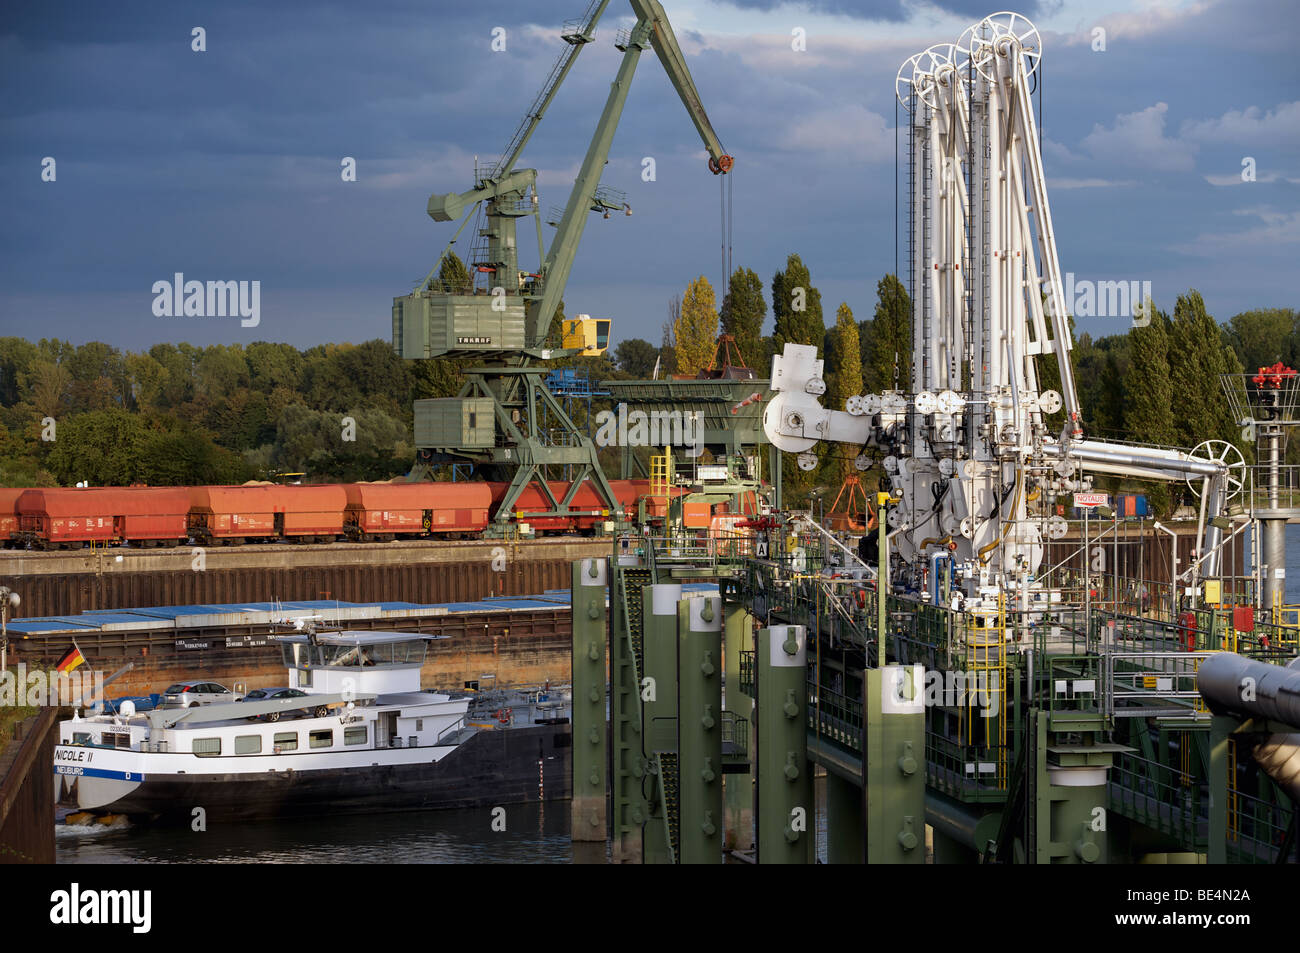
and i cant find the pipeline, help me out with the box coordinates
[1197,653,1300,800]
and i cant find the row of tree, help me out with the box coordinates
[1,245,1294,505]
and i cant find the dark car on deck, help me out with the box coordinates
[238,687,329,722]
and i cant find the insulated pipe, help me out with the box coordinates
[1043,440,1224,479]
[1199,655,1300,802]
[1254,733,1300,801]
[1197,654,1300,730]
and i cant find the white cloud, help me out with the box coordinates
[778,103,895,163]
[1053,1,1215,46]
[1180,101,1300,147]
[1203,170,1285,186]
[1170,206,1300,255]
[1080,102,1196,171]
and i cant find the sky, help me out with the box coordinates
[1,0,1297,355]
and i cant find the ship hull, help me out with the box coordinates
[60,724,571,823]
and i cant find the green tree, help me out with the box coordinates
[674,277,718,377]
[432,250,472,292]
[1226,308,1297,372]
[1125,298,1176,514]
[1168,290,1239,449]
[771,254,824,359]
[614,338,658,378]
[0,337,39,407]
[43,409,146,484]
[860,274,912,393]
[26,360,72,420]
[719,267,766,372]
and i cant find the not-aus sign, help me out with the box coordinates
[1072,492,1110,509]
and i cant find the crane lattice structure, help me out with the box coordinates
[393,0,732,535]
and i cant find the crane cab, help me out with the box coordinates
[562,315,611,356]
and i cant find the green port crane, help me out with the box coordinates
[393,0,732,534]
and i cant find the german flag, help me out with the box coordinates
[56,644,86,675]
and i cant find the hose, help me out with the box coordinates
[977,471,1023,565]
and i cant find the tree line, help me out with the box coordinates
[1,247,1294,508]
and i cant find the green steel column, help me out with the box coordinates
[825,771,864,863]
[864,665,926,863]
[723,600,752,850]
[642,583,682,864]
[677,593,723,864]
[756,624,812,864]
[1034,715,1111,864]
[610,563,649,864]
[570,558,608,842]
[1207,715,1234,864]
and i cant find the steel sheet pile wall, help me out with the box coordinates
[2,557,576,618]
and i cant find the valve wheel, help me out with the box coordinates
[1185,439,1246,502]
[960,12,1041,83]
[896,44,963,111]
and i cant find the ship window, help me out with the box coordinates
[415,719,424,731]
[344,726,368,746]
[274,732,298,752]
[309,729,334,749]
[102,731,131,749]
[193,738,221,757]
[72,732,91,745]
[234,735,262,755]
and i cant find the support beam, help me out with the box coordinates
[677,592,723,863]
[864,666,927,863]
[756,625,812,863]
[570,557,607,842]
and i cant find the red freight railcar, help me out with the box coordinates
[342,482,492,540]
[190,484,347,543]
[189,485,278,544]
[0,487,23,546]
[487,478,668,533]
[16,486,190,549]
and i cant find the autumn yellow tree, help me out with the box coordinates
[673,276,718,377]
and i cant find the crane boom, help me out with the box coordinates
[490,0,611,182]
[632,0,733,173]
[528,2,733,345]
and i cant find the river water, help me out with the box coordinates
[55,530,1297,864]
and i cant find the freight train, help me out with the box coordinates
[2,479,694,550]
